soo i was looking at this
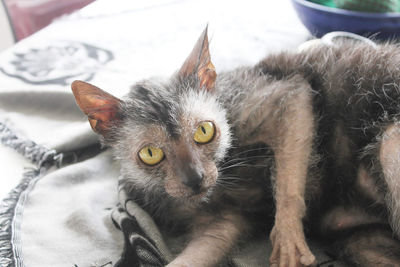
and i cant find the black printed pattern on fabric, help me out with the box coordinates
[112,205,167,267]
[0,41,113,85]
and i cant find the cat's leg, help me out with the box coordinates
[332,225,400,266]
[319,204,400,266]
[378,123,400,236]
[267,85,316,267]
[318,169,399,266]
[236,76,316,266]
[238,77,316,266]
[166,212,247,267]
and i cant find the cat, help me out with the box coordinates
[71,27,400,266]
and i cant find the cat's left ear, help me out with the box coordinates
[178,26,216,91]
[71,80,123,137]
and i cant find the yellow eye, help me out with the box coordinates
[194,121,215,144]
[138,146,164,165]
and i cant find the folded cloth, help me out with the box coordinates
[111,204,168,267]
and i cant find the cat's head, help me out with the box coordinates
[71,27,231,204]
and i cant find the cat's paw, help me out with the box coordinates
[165,262,189,267]
[166,257,194,267]
[269,221,315,267]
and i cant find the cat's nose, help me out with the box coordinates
[181,166,204,194]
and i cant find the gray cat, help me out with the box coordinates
[72,28,400,266]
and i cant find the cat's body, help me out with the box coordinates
[255,41,400,266]
[72,29,400,266]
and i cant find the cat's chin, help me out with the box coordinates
[188,190,208,201]
[174,189,210,206]
[165,185,213,205]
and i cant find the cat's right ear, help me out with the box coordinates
[178,26,216,91]
[71,80,123,137]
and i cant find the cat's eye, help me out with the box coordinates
[138,146,164,166]
[194,121,215,144]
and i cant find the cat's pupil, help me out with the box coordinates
[201,126,206,134]
[148,148,153,157]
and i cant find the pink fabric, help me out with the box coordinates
[4,0,94,41]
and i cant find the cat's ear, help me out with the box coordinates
[71,80,123,137]
[178,26,216,91]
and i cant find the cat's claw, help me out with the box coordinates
[269,221,315,267]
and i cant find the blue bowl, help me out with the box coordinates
[292,0,400,39]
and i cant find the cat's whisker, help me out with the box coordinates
[222,154,270,163]
[215,180,249,191]
[214,174,254,191]
[219,162,270,171]
[226,147,272,158]
[217,179,238,186]
[214,182,237,191]
[219,155,272,167]
[217,175,239,182]
[220,157,266,167]
[218,163,248,171]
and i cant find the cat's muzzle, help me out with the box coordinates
[181,171,205,195]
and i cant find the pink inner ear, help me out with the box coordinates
[198,61,216,90]
[71,80,122,135]
[86,98,119,121]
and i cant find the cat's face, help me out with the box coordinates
[115,82,231,202]
[71,27,231,203]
